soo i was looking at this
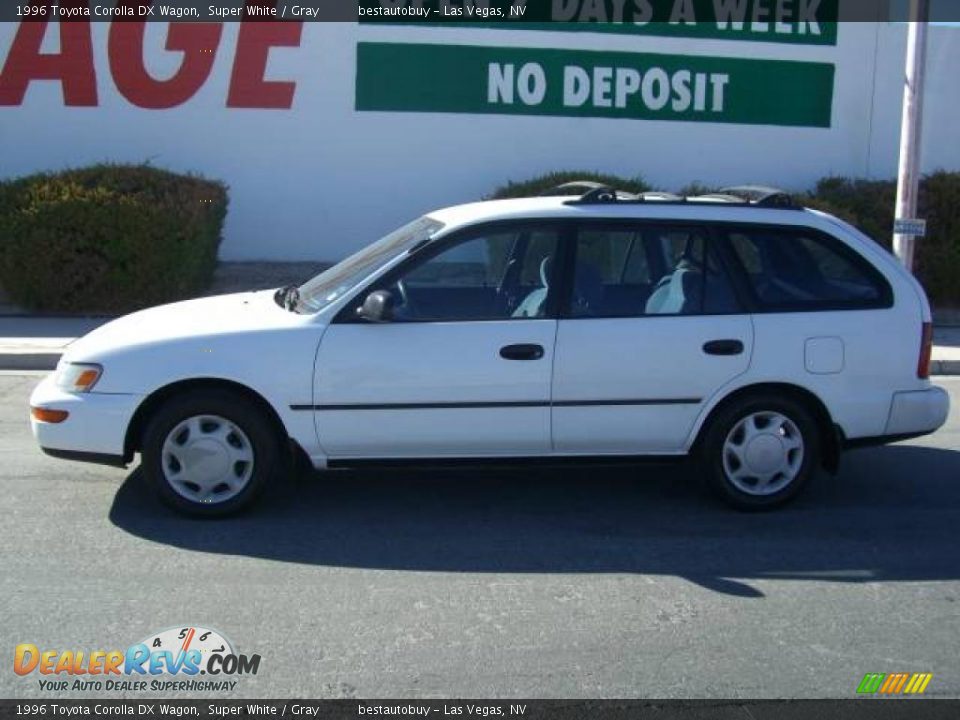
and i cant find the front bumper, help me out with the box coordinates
[30,373,143,462]
[884,386,951,437]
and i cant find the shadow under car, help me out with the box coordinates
[109,444,960,598]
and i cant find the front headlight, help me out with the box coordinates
[56,363,103,393]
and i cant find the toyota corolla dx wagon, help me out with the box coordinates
[30,185,950,515]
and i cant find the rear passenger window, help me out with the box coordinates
[569,226,741,318]
[726,228,891,310]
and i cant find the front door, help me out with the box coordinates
[314,223,562,459]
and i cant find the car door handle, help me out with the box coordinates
[500,343,545,361]
[703,339,744,356]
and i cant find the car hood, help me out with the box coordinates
[63,290,310,362]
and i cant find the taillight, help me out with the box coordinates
[918,322,933,379]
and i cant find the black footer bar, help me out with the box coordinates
[2,700,959,720]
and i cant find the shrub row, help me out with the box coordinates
[1,165,957,312]
[0,164,227,314]
[491,170,960,306]
[805,173,960,306]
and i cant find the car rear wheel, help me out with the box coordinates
[702,394,820,510]
[141,389,282,517]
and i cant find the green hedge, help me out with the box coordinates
[803,173,960,306]
[0,164,227,314]
[913,172,960,306]
[489,170,960,307]
[801,177,898,249]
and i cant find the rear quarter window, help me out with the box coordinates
[724,226,893,312]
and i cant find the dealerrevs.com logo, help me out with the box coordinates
[14,626,261,693]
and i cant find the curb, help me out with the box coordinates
[930,359,960,377]
[0,352,61,371]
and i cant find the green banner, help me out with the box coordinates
[358,0,839,46]
[356,43,835,128]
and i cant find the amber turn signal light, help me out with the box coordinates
[31,407,69,424]
[74,369,100,388]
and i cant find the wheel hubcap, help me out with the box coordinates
[722,411,804,496]
[161,415,254,504]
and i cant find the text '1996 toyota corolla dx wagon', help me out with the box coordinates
[30,185,950,515]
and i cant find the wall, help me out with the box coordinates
[0,18,958,261]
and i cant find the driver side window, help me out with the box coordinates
[386,227,560,322]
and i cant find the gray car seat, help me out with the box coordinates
[570,261,605,316]
[646,261,702,315]
[512,255,552,318]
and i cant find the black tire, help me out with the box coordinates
[141,389,283,517]
[701,393,821,511]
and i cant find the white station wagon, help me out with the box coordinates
[30,185,950,515]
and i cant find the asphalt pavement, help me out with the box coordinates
[2,372,959,699]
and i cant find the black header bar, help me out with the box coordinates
[3,0,960,24]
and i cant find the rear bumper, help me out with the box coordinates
[884,386,950,437]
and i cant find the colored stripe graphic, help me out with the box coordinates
[858,672,932,695]
[880,673,909,694]
[905,673,933,694]
[857,673,885,694]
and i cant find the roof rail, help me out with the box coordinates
[541,181,639,202]
[538,181,609,197]
[716,185,796,208]
[578,186,620,203]
[543,180,801,210]
[639,191,682,202]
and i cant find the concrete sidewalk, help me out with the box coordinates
[931,326,960,376]
[0,316,108,370]
[3,314,960,375]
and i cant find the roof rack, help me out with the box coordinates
[550,179,800,210]
[538,181,609,197]
[689,193,747,204]
[540,182,639,202]
[639,191,682,202]
[714,185,797,208]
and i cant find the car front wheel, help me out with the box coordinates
[141,389,282,517]
[702,394,820,510]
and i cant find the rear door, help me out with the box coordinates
[551,222,753,454]
[721,224,901,439]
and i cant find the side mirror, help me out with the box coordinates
[356,290,395,323]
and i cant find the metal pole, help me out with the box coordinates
[893,0,929,272]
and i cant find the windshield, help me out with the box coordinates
[296,216,444,313]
